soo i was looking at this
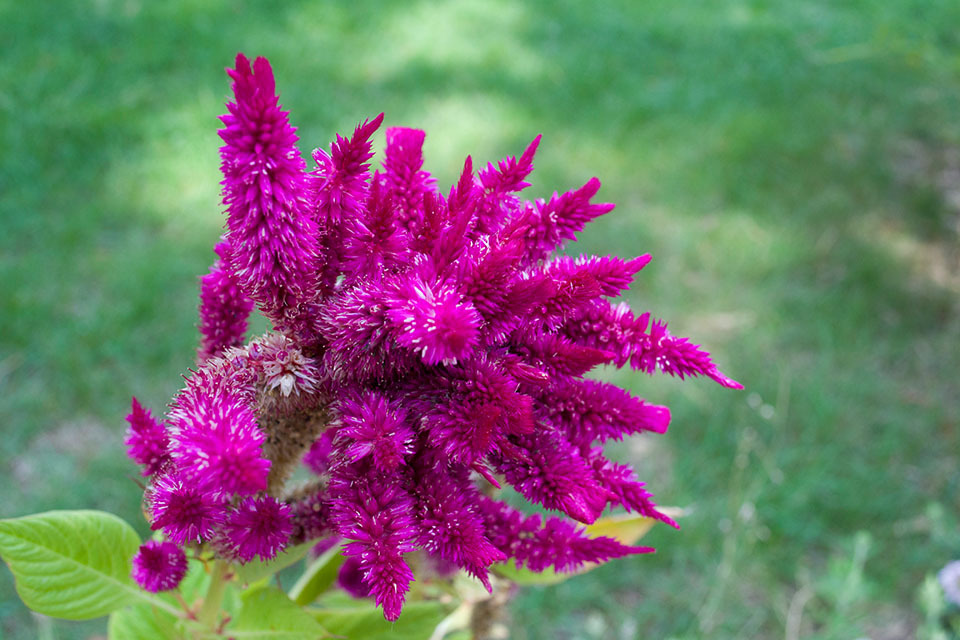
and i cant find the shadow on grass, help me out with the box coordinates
[2,0,960,637]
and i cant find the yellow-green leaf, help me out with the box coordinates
[0,510,178,620]
[584,507,684,545]
[228,585,330,638]
[288,543,345,606]
[310,596,451,640]
[232,541,312,584]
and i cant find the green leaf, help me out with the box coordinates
[228,585,330,638]
[108,602,179,640]
[310,596,451,640]
[288,544,345,606]
[0,510,178,620]
[583,508,683,546]
[490,560,569,586]
[178,558,212,605]
[232,541,312,584]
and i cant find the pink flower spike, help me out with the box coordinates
[197,240,254,363]
[169,392,270,496]
[131,540,188,593]
[149,473,226,545]
[388,275,481,366]
[219,53,319,326]
[383,127,436,228]
[125,397,170,477]
[337,392,414,472]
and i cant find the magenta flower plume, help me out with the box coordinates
[169,391,270,496]
[479,497,651,573]
[330,463,416,622]
[387,273,481,365]
[219,496,293,563]
[219,53,319,330]
[383,127,436,226]
[125,54,742,622]
[565,301,744,388]
[336,392,414,472]
[131,540,188,593]
[198,239,254,363]
[125,397,170,476]
[310,113,384,293]
[149,473,226,545]
[414,466,505,590]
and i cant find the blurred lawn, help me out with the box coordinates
[3,0,960,638]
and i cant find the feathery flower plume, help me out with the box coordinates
[168,391,270,496]
[131,540,188,593]
[124,53,741,620]
[219,54,319,330]
[149,473,226,545]
[329,462,416,621]
[197,239,254,363]
[125,397,170,477]
[219,496,293,563]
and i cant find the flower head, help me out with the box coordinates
[126,53,742,622]
[124,397,170,476]
[131,540,187,593]
[131,540,188,592]
[219,54,319,331]
[219,496,293,563]
[197,239,254,363]
[169,391,270,496]
[149,473,226,545]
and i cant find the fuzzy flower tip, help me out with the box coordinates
[169,392,270,496]
[127,53,742,622]
[131,540,188,593]
[149,473,226,545]
[219,53,319,328]
[220,496,293,563]
[124,397,169,476]
[197,239,254,362]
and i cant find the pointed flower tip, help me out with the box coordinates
[252,56,275,91]
[356,112,385,140]
[630,253,653,273]
[524,134,542,160]
[710,369,743,389]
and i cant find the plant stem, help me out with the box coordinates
[198,560,230,629]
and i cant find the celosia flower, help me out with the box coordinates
[197,239,254,363]
[131,540,188,592]
[168,390,270,496]
[329,462,416,621]
[149,473,226,545]
[413,466,505,590]
[219,496,293,563]
[127,53,742,622]
[124,397,170,476]
[336,392,414,472]
[478,497,651,573]
[219,53,319,331]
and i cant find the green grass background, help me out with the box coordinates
[3,0,960,637]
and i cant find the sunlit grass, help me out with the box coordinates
[2,0,960,638]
